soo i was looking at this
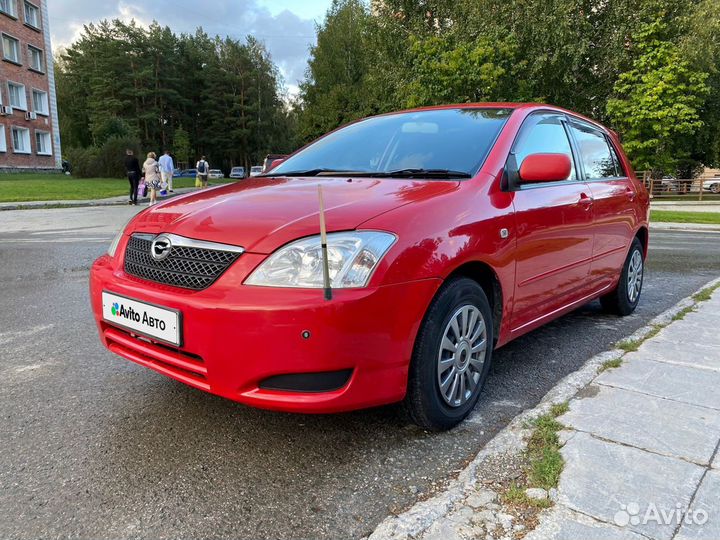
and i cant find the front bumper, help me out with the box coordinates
[90,252,440,413]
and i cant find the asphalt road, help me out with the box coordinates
[1,206,719,540]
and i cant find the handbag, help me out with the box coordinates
[138,180,147,198]
[195,176,202,188]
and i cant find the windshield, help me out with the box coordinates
[267,108,513,178]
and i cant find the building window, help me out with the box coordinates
[2,34,20,63]
[28,45,43,72]
[35,130,51,155]
[0,0,17,18]
[11,126,30,153]
[23,1,39,29]
[0,125,6,152]
[8,82,27,110]
[32,89,48,115]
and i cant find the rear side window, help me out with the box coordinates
[570,123,619,179]
[607,141,626,177]
[514,116,576,181]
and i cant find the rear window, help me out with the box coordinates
[269,108,513,178]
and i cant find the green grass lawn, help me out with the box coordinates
[0,174,234,202]
[651,210,720,224]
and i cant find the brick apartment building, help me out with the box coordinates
[0,0,61,171]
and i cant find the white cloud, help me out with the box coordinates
[48,0,330,95]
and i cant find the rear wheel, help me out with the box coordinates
[710,183,720,194]
[403,277,494,431]
[600,237,644,316]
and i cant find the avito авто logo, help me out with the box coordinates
[111,301,166,330]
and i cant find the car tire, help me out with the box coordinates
[403,277,494,431]
[600,237,644,316]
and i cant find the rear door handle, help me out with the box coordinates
[578,192,593,208]
[626,187,636,201]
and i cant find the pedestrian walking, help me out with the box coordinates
[158,150,175,193]
[143,152,162,206]
[196,156,209,188]
[124,149,141,205]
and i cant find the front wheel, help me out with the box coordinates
[600,237,644,316]
[403,277,494,431]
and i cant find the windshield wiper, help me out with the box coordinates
[262,168,367,177]
[367,168,472,179]
[262,168,472,179]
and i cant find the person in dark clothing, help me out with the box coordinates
[124,149,142,205]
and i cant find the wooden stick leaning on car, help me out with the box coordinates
[318,184,332,301]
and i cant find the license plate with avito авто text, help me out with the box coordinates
[102,291,181,346]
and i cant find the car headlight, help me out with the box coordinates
[107,229,124,258]
[107,216,136,257]
[245,231,396,288]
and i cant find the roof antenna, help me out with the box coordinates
[318,184,332,301]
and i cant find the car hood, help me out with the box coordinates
[129,176,460,253]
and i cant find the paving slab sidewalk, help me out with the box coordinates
[527,289,720,540]
[651,201,720,213]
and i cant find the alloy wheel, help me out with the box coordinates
[627,249,643,303]
[437,305,487,408]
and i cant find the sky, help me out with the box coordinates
[47,0,332,96]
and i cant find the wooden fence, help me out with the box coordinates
[639,171,719,200]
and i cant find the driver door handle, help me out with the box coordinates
[578,192,593,209]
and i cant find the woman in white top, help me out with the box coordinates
[142,152,162,206]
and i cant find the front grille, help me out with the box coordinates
[124,234,241,290]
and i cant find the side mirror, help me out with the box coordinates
[518,153,571,183]
[268,158,285,171]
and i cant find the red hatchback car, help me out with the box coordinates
[91,103,649,430]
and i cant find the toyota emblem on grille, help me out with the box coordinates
[151,234,173,261]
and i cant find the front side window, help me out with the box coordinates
[2,34,20,63]
[35,131,51,155]
[28,45,43,71]
[11,126,30,153]
[570,123,618,179]
[32,89,48,114]
[8,82,27,110]
[513,115,576,181]
[268,108,514,178]
[24,1,39,28]
[0,0,17,17]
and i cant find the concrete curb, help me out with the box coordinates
[367,276,720,540]
[0,187,201,211]
[650,222,720,232]
[1,200,143,211]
